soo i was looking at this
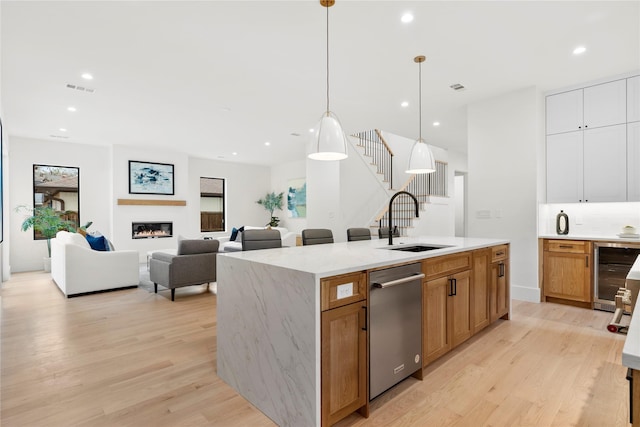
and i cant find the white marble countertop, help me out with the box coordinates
[219,236,508,277]
[539,234,640,243]
[622,255,640,370]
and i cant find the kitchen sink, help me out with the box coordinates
[385,244,452,252]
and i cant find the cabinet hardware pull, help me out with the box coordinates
[448,279,454,297]
[362,306,367,331]
[496,251,504,256]
[453,278,457,296]
[586,256,589,268]
[373,273,425,289]
[559,245,573,249]
[499,263,505,277]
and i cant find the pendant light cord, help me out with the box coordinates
[418,60,422,141]
[326,4,330,113]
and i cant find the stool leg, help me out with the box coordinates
[171,289,175,301]
[154,283,157,293]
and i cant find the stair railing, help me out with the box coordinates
[352,129,394,189]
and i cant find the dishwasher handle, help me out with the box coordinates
[373,273,425,289]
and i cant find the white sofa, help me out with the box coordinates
[51,231,139,297]
[218,226,296,252]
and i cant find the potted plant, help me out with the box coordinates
[16,205,77,271]
[256,192,284,227]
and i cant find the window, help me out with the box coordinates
[200,177,225,232]
[33,164,80,239]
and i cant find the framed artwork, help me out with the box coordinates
[287,178,306,218]
[129,160,174,195]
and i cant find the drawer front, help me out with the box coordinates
[424,252,472,280]
[321,272,367,311]
[491,244,509,262]
[546,240,588,254]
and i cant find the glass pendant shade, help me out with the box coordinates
[308,111,348,160]
[406,138,435,174]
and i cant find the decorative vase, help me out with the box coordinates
[556,210,569,235]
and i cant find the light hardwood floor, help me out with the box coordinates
[1,271,630,426]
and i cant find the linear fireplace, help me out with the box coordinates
[132,222,173,239]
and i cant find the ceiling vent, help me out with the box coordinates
[49,134,69,139]
[290,132,301,137]
[66,83,95,93]
[450,83,465,91]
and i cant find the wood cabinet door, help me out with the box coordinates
[489,261,509,322]
[321,302,367,427]
[450,270,472,348]
[424,276,451,365]
[543,251,591,302]
[472,249,490,333]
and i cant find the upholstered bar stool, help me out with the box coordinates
[347,228,372,241]
[301,229,334,246]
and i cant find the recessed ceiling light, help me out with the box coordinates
[433,122,440,127]
[573,46,586,55]
[232,152,238,155]
[59,128,67,132]
[67,106,77,112]
[264,142,271,146]
[221,107,231,112]
[309,128,315,133]
[401,101,409,108]
[401,13,414,23]
[81,73,93,80]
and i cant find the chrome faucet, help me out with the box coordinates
[388,191,419,245]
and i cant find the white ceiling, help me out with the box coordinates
[2,1,639,166]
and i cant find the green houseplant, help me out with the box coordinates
[16,205,77,270]
[256,192,284,227]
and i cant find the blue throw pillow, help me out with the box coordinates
[85,234,109,251]
[230,227,238,241]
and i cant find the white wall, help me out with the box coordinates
[8,137,273,270]
[539,202,640,237]
[9,137,111,272]
[467,86,542,303]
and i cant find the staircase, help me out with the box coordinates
[351,130,448,237]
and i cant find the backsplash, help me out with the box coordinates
[539,203,640,237]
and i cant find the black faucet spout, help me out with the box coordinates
[388,191,420,245]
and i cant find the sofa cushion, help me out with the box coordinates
[63,232,92,249]
[86,234,110,251]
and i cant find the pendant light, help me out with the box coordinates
[406,55,436,174]
[308,0,348,161]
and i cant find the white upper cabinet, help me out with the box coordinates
[629,122,640,201]
[546,79,627,135]
[546,89,583,135]
[583,79,627,129]
[628,75,640,123]
[583,124,627,203]
[546,132,584,203]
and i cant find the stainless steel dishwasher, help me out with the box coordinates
[369,262,424,400]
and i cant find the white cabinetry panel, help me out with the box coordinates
[628,76,640,123]
[546,89,583,135]
[583,124,627,202]
[546,132,583,203]
[629,122,640,201]
[584,79,627,129]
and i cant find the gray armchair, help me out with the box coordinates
[150,239,219,301]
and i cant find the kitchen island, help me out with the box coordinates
[217,236,509,427]
[622,255,640,426]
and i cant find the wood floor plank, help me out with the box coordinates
[1,271,632,426]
